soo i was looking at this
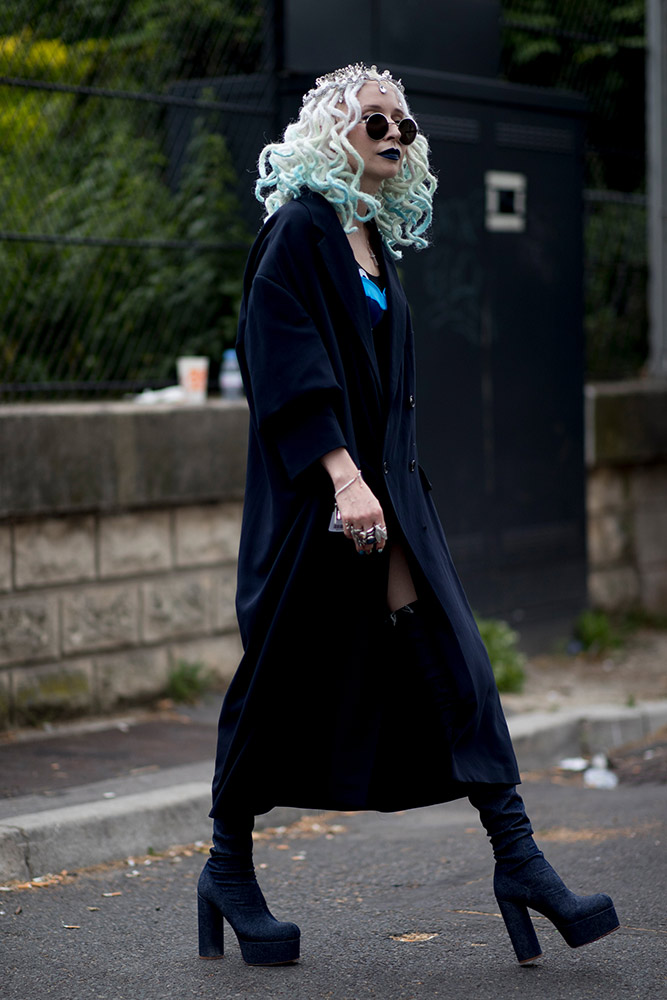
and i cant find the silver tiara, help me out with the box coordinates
[304,63,405,105]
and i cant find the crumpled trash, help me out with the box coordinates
[583,753,618,789]
[558,756,589,772]
[134,385,187,404]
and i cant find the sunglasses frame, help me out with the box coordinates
[360,112,418,146]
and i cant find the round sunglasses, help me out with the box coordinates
[360,112,418,146]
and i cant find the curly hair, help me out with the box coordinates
[255,64,437,259]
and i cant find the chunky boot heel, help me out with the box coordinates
[494,862,619,963]
[470,784,620,964]
[496,898,543,964]
[197,865,300,966]
[198,892,225,959]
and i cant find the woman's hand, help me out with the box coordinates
[335,476,387,554]
[320,448,387,554]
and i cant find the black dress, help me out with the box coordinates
[211,190,519,818]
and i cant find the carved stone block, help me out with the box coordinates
[0,526,10,591]
[94,647,170,711]
[142,572,214,642]
[99,511,172,578]
[13,659,94,726]
[175,503,242,567]
[62,584,139,654]
[0,594,59,666]
[0,670,10,728]
[169,633,243,687]
[214,565,238,631]
[15,516,95,588]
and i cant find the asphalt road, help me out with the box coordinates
[3,780,665,1000]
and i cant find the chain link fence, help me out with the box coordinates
[0,1,272,399]
[0,2,648,398]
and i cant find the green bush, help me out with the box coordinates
[475,615,526,693]
[574,609,626,654]
[165,660,212,704]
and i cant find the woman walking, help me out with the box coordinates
[198,63,619,968]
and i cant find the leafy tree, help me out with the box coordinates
[501,1,648,378]
[0,1,258,394]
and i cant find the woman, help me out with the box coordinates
[198,63,619,968]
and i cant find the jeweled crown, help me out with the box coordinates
[303,63,405,106]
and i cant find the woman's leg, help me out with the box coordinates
[198,813,300,965]
[387,542,417,613]
[468,784,619,963]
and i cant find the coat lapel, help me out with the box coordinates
[380,243,407,414]
[305,194,383,398]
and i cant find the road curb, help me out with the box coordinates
[2,700,667,883]
[508,699,667,770]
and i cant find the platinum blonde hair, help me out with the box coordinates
[255,64,437,258]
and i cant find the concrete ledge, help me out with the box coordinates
[0,401,249,517]
[508,699,667,770]
[0,782,211,882]
[3,701,666,882]
[586,379,667,467]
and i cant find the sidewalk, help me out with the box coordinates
[2,637,667,883]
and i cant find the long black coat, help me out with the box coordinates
[211,190,519,818]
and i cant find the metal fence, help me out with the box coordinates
[0,1,272,399]
[0,1,648,398]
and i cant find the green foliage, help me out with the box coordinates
[476,615,527,693]
[165,660,212,704]
[574,609,625,654]
[574,607,667,656]
[501,1,648,379]
[0,2,259,395]
[585,200,648,379]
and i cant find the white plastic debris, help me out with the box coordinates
[134,385,187,404]
[558,756,589,772]
[583,767,619,790]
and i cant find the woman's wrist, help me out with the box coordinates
[319,448,360,492]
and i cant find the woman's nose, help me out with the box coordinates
[386,120,401,142]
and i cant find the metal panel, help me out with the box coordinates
[398,75,588,638]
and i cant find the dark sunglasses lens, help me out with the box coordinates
[365,113,389,140]
[398,118,418,145]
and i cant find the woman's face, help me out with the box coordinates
[345,81,408,193]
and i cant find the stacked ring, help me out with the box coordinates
[350,524,388,548]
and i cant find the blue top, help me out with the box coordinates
[358,267,387,327]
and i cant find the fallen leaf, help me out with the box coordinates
[390,932,439,943]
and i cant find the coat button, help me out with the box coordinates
[383,461,390,474]
[408,394,416,408]
[409,460,416,472]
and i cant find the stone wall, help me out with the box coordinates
[0,401,249,729]
[2,382,666,729]
[586,380,667,614]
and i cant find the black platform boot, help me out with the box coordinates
[468,784,619,964]
[197,815,300,965]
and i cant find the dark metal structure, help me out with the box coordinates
[276,65,588,641]
[181,0,586,642]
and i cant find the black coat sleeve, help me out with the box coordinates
[237,205,349,481]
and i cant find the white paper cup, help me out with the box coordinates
[177,356,209,404]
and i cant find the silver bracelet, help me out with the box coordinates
[334,470,362,498]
